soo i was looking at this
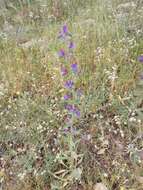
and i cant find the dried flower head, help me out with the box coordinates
[61,67,68,76]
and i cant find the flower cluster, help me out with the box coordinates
[58,25,81,127]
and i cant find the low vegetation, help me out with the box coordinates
[0,0,143,189]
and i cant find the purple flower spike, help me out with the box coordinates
[71,63,78,73]
[64,80,74,89]
[61,67,68,76]
[138,55,143,62]
[63,25,68,34]
[58,49,65,57]
[69,42,75,49]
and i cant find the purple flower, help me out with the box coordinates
[58,25,68,39]
[65,104,80,118]
[63,25,68,34]
[71,63,78,73]
[61,67,68,76]
[64,80,74,89]
[63,128,69,133]
[58,49,65,57]
[64,94,71,100]
[65,104,74,111]
[74,109,81,118]
[69,42,75,49]
[138,55,143,62]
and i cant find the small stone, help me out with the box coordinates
[94,183,108,190]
